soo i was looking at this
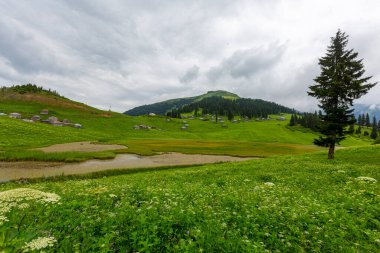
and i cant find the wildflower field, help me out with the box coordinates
[1,146,379,252]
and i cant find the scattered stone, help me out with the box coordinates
[31,115,41,122]
[9,113,21,119]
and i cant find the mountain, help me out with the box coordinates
[354,103,380,120]
[124,90,240,116]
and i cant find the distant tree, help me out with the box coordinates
[371,116,378,139]
[308,30,376,159]
[364,131,369,136]
[370,125,378,139]
[365,113,371,127]
[361,113,366,126]
[358,115,362,126]
[289,114,296,126]
[356,125,362,134]
[227,110,234,121]
[378,120,380,129]
[194,107,199,117]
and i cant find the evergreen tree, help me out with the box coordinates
[361,113,365,126]
[371,116,379,139]
[289,114,296,126]
[365,113,371,127]
[308,30,376,159]
[227,110,234,121]
[370,125,378,139]
[357,115,362,125]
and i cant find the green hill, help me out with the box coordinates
[124,90,240,116]
[0,84,102,117]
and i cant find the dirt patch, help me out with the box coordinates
[35,141,128,153]
[0,153,254,182]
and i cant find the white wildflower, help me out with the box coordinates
[22,236,57,252]
[0,188,60,225]
[264,182,275,187]
[355,177,377,183]
[109,194,117,198]
[0,215,9,225]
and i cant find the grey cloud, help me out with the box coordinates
[0,0,379,112]
[207,44,286,81]
[180,65,200,83]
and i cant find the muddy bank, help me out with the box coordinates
[34,141,127,153]
[0,153,253,182]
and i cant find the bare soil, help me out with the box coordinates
[0,153,253,182]
[35,141,128,153]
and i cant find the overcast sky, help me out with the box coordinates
[0,0,379,112]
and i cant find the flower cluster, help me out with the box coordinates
[22,236,57,252]
[0,188,60,225]
[355,176,377,183]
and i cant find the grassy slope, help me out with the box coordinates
[0,146,379,252]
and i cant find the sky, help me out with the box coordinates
[0,0,379,112]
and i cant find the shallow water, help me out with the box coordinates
[0,153,253,182]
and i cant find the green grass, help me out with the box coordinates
[0,146,379,252]
[0,111,372,161]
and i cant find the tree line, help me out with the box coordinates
[289,112,379,140]
[0,84,62,97]
[167,96,294,119]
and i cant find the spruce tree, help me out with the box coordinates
[365,113,371,127]
[371,116,378,139]
[358,115,362,126]
[289,114,295,126]
[308,30,376,159]
[370,125,378,139]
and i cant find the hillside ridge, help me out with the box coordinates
[124,90,241,116]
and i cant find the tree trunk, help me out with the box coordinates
[328,143,335,159]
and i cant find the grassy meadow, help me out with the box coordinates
[0,96,373,161]
[0,146,379,252]
[1,91,379,252]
